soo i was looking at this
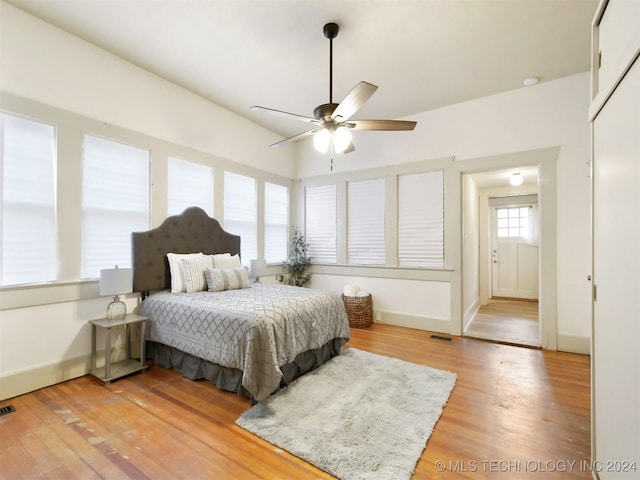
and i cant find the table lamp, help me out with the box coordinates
[100,266,133,320]
[249,259,267,283]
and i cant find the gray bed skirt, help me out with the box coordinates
[146,338,348,401]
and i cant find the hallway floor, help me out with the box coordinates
[464,298,540,347]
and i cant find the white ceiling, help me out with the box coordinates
[6,0,598,142]
[469,166,538,189]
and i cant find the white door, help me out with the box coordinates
[592,58,640,479]
[491,204,538,299]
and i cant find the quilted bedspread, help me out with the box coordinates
[139,282,350,401]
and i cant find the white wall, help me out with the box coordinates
[299,73,592,351]
[311,275,451,329]
[0,2,295,179]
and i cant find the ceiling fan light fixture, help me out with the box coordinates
[333,127,352,153]
[252,22,417,161]
[313,128,331,153]
[510,172,523,186]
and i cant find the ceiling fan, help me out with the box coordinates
[251,22,417,160]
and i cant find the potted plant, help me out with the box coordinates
[276,227,312,287]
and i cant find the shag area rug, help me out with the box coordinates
[236,348,456,480]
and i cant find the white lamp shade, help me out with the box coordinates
[313,129,331,153]
[333,128,352,153]
[100,267,133,296]
[249,259,267,278]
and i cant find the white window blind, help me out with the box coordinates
[347,178,385,265]
[167,156,213,216]
[264,182,288,264]
[81,135,149,279]
[224,171,256,264]
[398,170,444,268]
[1,113,57,286]
[305,184,337,264]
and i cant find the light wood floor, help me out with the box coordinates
[464,298,540,347]
[0,324,590,479]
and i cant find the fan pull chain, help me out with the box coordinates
[330,142,334,171]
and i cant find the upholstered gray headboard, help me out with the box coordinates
[131,207,241,294]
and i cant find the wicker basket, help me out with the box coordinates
[342,294,373,328]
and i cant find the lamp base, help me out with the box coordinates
[106,295,127,320]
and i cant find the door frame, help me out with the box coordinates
[452,146,558,350]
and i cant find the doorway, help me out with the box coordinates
[461,166,541,347]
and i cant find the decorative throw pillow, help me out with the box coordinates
[167,252,204,293]
[181,255,215,293]
[205,267,250,292]
[211,253,241,269]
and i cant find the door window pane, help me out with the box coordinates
[496,207,529,238]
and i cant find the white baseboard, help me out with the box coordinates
[463,298,481,331]
[0,354,91,401]
[557,334,591,355]
[374,310,454,335]
[0,344,140,401]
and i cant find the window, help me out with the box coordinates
[224,171,256,264]
[81,135,149,279]
[496,207,529,238]
[305,184,337,264]
[167,156,213,216]
[1,113,57,286]
[398,171,444,268]
[347,179,385,265]
[264,182,288,264]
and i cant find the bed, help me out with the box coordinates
[132,206,350,402]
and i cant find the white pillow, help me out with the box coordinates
[167,252,205,293]
[211,253,241,269]
[181,256,214,293]
[205,267,250,292]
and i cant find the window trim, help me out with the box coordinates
[0,94,294,307]
[299,156,453,273]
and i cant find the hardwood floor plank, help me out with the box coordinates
[465,298,540,347]
[0,323,590,479]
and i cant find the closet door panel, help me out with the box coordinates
[592,57,640,479]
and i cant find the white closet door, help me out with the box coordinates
[592,57,640,479]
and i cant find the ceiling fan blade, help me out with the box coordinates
[251,106,321,124]
[269,128,321,148]
[331,81,378,122]
[346,119,417,131]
